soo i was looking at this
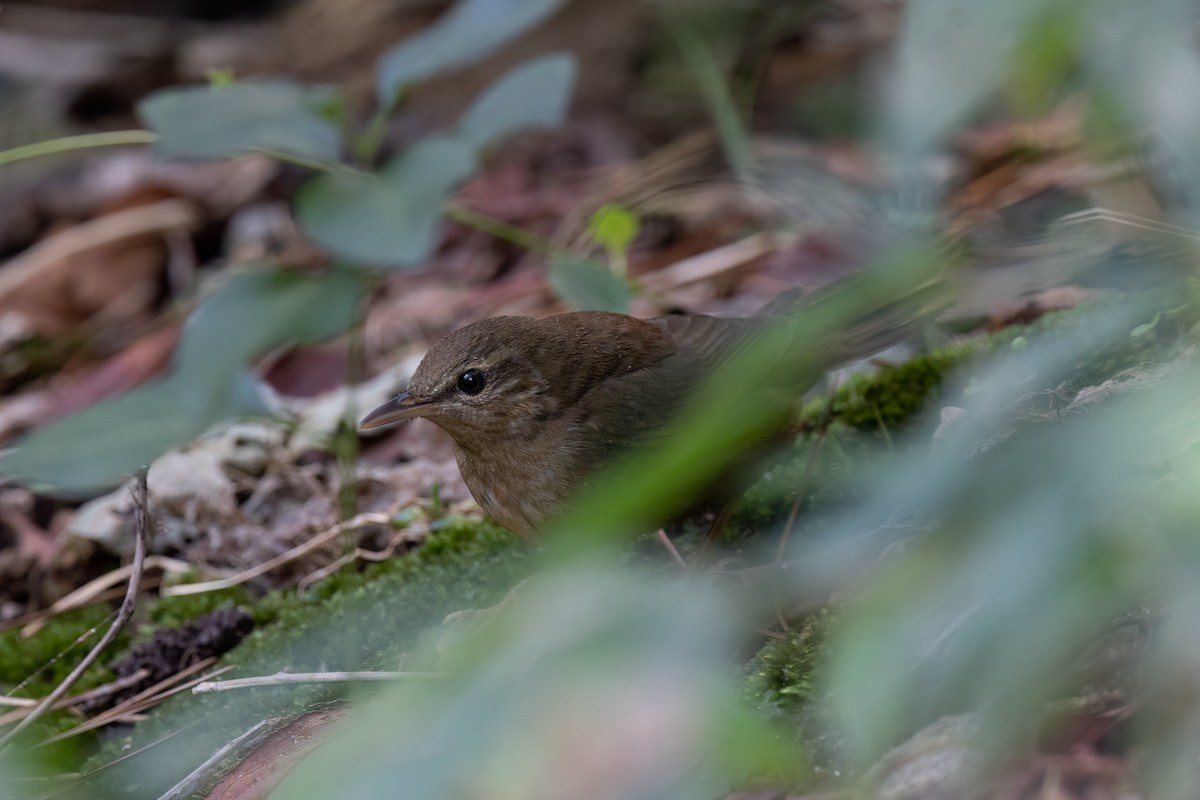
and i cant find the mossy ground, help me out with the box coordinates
[72,518,532,798]
[5,291,1195,795]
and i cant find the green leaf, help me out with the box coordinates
[548,255,631,313]
[177,266,366,402]
[375,0,569,106]
[300,57,577,267]
[587,204,640,257]
[205,66,237,87]
[888,0,1052,153]
[457,54,576,151]
[137,80,344,162]
[0,373,263,496]
[1,266,365,494]
[671,22,752,184]
[295,137,478,267]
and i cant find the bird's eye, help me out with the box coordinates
[456,368,487,395]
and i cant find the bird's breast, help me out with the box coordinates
[449,428,594,539]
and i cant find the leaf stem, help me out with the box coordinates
[253,149,367,176]
[671,23,753,185]
[0,130,160,168]
[444,202,558,256]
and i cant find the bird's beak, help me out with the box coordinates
[358,391,430,431]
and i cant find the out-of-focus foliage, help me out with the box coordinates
[137,81,345,163]
[297,55,576,267]
[0,268,364,493]
[272,570,799,800]
[587,204,640,260]
[547,255,632,313]
[295,137,480,267]
[456,54,576,151]
[375,0,570,106]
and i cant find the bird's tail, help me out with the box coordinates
[760,272,949,364]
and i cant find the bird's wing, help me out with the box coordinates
[648,313,761,362]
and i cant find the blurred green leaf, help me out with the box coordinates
[138,81,344,162]
[205,66,237,87]
[0,373,264,496]
[1008,6,1078,115]
[176,267,365,406]
[295,137,477,267]
[457,53,576,151]
[888,0,1053,155]
[375,0,568,106]
[1,267,365,493]
[671,22,752,183]
[548,255,631,313]
[1084,0,1200,219]
[301,56,576,267]
[588,203,640,258]
[272,570,794,800]
[799,304,1177,765]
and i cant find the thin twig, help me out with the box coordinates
[297,529,412,593]
[192,671,444,695]
[0,670,149,726]
[60,670,150,710]
[162,512,393,596]
[654,529,688,571]
[38,661,230,746]
[0,473,152,754]
[2,581,157,635]
[0,697,34,710]
[638,231,791,292]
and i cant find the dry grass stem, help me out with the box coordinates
[163,512,394,597]
[192,671,445,695]
[20,557,188,637]
[0,473,152,754]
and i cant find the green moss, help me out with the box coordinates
[75,518,530,799]
[802,342,982,434]
[0,606,125,763]
[0,605,119,694]
[796,287,1200,440]
[2,584,261,707]
[744,613,832,713]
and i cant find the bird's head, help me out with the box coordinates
[360,317,549,437]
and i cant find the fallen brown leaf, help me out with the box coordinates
[37,322,180,427]
[203,709,349,800]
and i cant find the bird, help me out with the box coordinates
[358,277,939,543]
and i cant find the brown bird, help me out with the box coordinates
[359,279,937,541]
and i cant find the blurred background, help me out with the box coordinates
[1,0,1199,798]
